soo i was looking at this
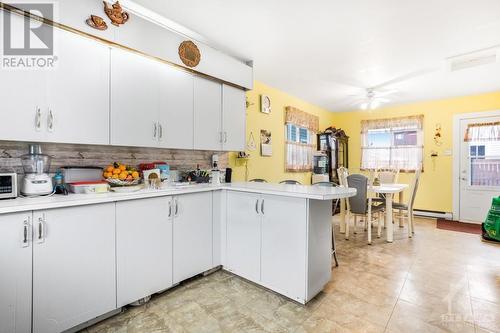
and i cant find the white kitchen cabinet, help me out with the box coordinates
[111,48,160,147]
[260,195,307,302]
[173,192,213,284]
[116,197,173,307]
[159,66,194,149]
[45,28,110,145]
[194,76,223,151]
[222,84,246,151]
[0,212,32,333]
[0,14,47,143]
[226,191,261,283]
[32,204,116,333]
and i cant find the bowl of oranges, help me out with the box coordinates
[103,162,141,186]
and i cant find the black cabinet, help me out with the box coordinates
[317,127,349,184]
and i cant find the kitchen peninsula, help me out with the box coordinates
[0,182,355,333]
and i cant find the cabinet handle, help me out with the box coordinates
[22,217,30,248]
[174,198,179,216]
[255,199,259,214]
[35,107,41,131]
[168,200,172,217]
[158,123,163,141]
[261,199,265,215]
[153,122,158,140]
[219,132,223,143]
[224,131,228,143]
[47,109,54,132]
[37,216,45,244]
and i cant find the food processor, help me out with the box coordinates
[21,144,53,196]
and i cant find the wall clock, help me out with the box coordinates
[260,95,271,114]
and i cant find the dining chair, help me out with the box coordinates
[249,178,267,183]
[345,174,385,243]
[279,180,301,185]
[313,181,339,267]
[378,169,398,184]
[393,168,421,237]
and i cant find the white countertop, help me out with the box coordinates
[0,182,356,214]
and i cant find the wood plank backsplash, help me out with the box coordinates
[0,141,228,174]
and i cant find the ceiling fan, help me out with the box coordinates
[340,67,439,110]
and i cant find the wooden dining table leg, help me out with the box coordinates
[339,198,346,234]
[386,194,394,243]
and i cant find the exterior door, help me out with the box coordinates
[0,212,32,333]
[116,197,173,307]
[226,191,261,283]
[260,195,307,302]
[193,76,222,151]
[46,28,110,145]
[110,48,160,147]
[33,204,116,333]
[172,192,213,284]
[459,115,500,222]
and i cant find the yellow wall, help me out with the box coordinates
[333,91,500,213]
[229,81,336,185]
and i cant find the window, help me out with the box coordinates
[361,115,424,171]
[285,106,318,172]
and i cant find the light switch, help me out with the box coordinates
[443,149,452,156]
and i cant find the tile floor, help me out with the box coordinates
[83,217,500,333]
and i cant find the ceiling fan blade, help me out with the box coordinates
[372,66,440,89]
[373,89,398,97]
[374,97,391,103]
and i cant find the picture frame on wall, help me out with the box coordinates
[260,95,271,114]
[260,130,272,156]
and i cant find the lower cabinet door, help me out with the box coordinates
[226,191,261,283]
[116,197,173,307]
[0,212,32,333]
[173,192,213,284]
[33,204,116,333]
[260,195,308,302]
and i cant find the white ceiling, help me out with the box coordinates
[131,0,500,112]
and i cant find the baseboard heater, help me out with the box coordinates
[414,209,453,220]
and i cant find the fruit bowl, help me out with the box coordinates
[105,178,142,187]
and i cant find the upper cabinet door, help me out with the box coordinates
[0,212,32,333]
[110,49,160,147]
[46,29,110,145]
[222,84,246,151]
[0,13,46,143]
[159,66,194,149]
[194,76,222,151]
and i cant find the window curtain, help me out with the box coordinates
[361,115,424,171]
[285,107,318,172]
[464,121,500,142]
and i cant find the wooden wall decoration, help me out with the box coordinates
[178,41,201,68]
[103,1,129,26]
[85,15,108,30]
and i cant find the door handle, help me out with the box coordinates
[261,199,265,215]
[153,122,158,140]
[255,199,259,214]
[47,109,54,132]
[35,107,41,131]
[37,216,45,244]
[22,217,30,248]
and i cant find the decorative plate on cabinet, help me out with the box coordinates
[178,41,201,68]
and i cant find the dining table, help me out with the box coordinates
[339,183,408,243]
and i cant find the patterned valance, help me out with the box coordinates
[285,106,319,133]
[361,115,424,133]
[464,121,500,142]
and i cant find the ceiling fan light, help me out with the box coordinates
[360,102,368,110]
[370,100,381,109]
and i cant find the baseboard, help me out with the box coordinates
[414,209,453,220]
